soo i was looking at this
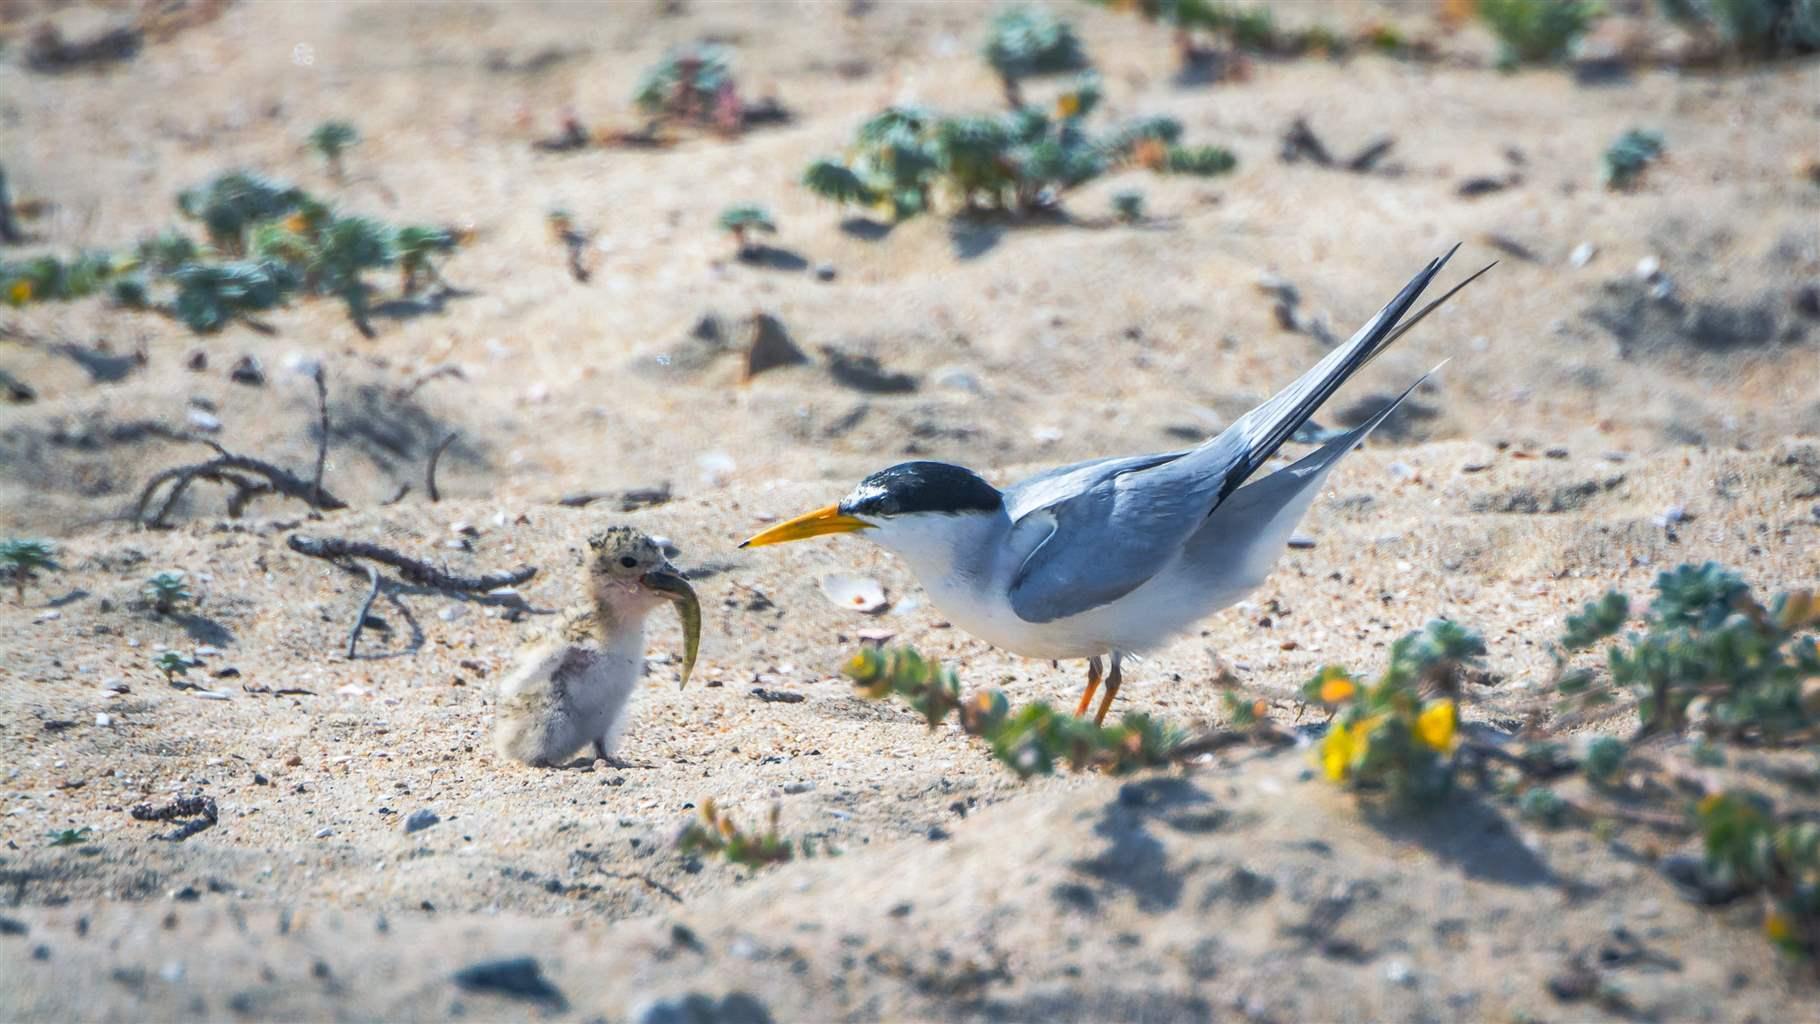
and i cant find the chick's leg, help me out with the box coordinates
[1073,656,1104,718]
[592,738,632,770]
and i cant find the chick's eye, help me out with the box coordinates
[619,556,638,569]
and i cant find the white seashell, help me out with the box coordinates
[819,573,889,614]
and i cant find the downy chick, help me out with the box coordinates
[493,527,701,767]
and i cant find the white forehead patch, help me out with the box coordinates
[846,480,890,506]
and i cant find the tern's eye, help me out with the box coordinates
[619,556,638,569]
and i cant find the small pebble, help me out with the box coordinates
[1384,959,1414,986]
[403,809,441,834]
[814,262,836,281]
[438,606,465,623]
[1545,447,1568,459]
[1569,242,1596,268]
[314,827,335,839]
[782,781,815,795]
[1635,255,1661,281]
[228,355,265,386]
[94,713,112,727]
[1286,534,1316,549]
[185,408,222,432]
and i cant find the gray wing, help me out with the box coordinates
[1002,449,1190,521]
[1007,250,1478,624]
[1178,368,1441,598]
[498,642,597,706]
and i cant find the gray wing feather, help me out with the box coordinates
[1007,250,1471,625]
[1178,367,1442,596]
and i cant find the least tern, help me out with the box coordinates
[742,248,1489,724]
[494,527,701,767]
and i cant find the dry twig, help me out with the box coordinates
[136,438,347,528]
[287,533,536,592]
[130,793,218,842]
[426,431,457,503]
[310,365,329,512]
[347,564,382,658]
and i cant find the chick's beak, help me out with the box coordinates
[642,566,700,689]
[739,503,872,548]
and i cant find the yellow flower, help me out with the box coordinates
[283,212,309,234]
[1056,92,1082,119]
[1765,910,1792,943]
[7,279,32,305]
[1416,700,1457,752]
[1698,793,1724,816]
[1320,726,1354,781]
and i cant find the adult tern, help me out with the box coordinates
[742,247,1490,723]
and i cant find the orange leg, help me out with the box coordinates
[1072,656,1104,718]
[1092,653,1124,726]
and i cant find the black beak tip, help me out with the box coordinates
[736,539,751,549]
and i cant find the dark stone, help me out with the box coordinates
[635,991,774,1024]
[823,348,918,394]
[451,957,567,1009]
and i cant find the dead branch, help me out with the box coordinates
[310,365,329,512]
[1561,795,1693,835]
[394,363,466,401]
[287,533,537,593]
[135,438,346,528]
[130,793,218,842]
[426,431,457,503]
[347,564,381,658]
[1169,724,1299,762]
[1461,740,1577,781]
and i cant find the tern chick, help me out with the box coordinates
[493,527,700,767]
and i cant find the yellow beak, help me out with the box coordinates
[739,503,872,548]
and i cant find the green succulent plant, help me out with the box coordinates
[716,204,776,254]
[47,827,92,848]
[1602,129,1664,190]
[634,43,739,129]
[1554,562,1820,742]
[676,799,832,870]
[154,650,194,684]
[307,120,360,180]
[393,225,455,296]
[177,170,307,253]
[842,645,1184,778]
[1695,790,1819,959]
[983,6,1091,107]
[1304,620,1485,805]
[1658,0,1820,58]
[1477,0,1602,68]
[0,538,58,603]
[1111,189,1146,223]
[802,88,1234,222]
[0,251,121,306]
[169,259,295,333]
[144,571,193,615]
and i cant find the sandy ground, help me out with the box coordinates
[3,1,1820,1020]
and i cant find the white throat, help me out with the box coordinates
[862,510,1018,629]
